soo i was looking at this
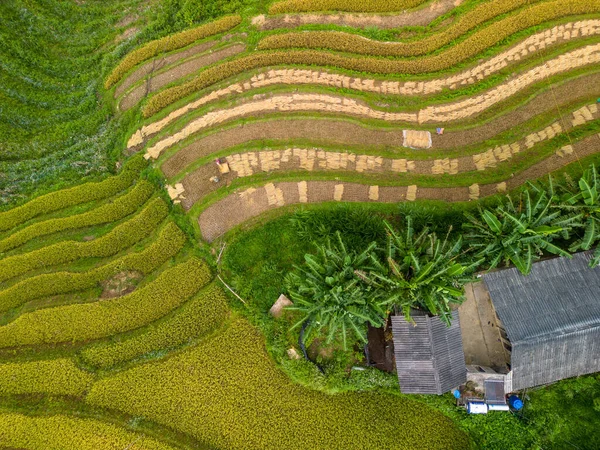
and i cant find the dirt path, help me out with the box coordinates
[459,282,510,369]
[118,43,246,112]
[128,20,600,149]
[252,0,461,30]
[196,132,600,242]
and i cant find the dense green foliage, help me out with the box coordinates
[0,413,178,450]
[464,189,581,274]
[86,318,470,450]
[80,282,229,368]
[0,359,94,397]
[284,216,482,348]
[0,257,211,348]
[367,220,480,324]
[285,232,388,349]
[557,164,600,266]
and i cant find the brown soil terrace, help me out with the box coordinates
[196,132,600,242]
[178,103,598,208]
[158,73,600,179]
[118,43,246,111]
[114,40,218,99]
[127,20,600,149]
[141,43,600,159]
[252,0,462,30]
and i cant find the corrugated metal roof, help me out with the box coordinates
[391,311,466,394]
[483,251,600,390]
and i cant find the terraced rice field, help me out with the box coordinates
[116,0,600,241]
[2,0,600,448]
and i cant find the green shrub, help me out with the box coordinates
[269,0,426,13]
[144,0,600,117]
[86,318,470,449]
[0,257,211,348]
[0,413,177,450]
[105,15,241,89]
[0,197,168,283]
[0,221,187,314]
[0,181,155,253]
[0,156,146,232]
[0,358,94,397]
[80,282,229,368]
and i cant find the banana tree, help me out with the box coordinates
[284,231,389,350]
[363,219,481,326]
[463,189,582,274]
[557,165,600,267]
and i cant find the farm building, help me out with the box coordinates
[391,311,467,394]
[390,251,600,395]
[482,250,600,391]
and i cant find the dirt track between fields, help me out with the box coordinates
[252,0,461,30]
[195,132,600,242]
[114,40,218,99]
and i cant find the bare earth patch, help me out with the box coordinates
[100,271,144,299]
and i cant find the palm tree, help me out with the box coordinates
[363,219,480,326]
[463,189,582,274]
[284,231,389,350]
